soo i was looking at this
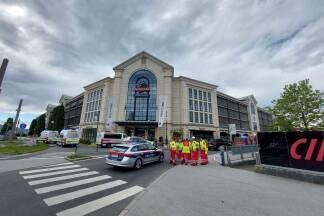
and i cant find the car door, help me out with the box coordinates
[146,144,160,162]
[137,144,150,164]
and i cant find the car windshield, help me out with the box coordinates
[111,146,129,152]
[66,132,78,138]
[104,134,122,139]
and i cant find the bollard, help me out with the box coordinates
[220,150,225,166]
[96,144,99,152]
[74,144,78,153]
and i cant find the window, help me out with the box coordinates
[125,70,157,121]
[200,113,204,123]
[194,101,198,111]
[194,89,198,99]
[189,111,193,123]
[204,102,208,112]
[195,112,199,123]
[251,104,256,114]
[84,88,103,123]
[205,113,208,124]
[188,88,213,125]
[199,101,203,111]
[189,100,193,110]
[208,103,212,113]
[131,146,138,152]
[209,114,213,124]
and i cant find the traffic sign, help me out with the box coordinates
[228,124,236,135]
[20,123,27,129]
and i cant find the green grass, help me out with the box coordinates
[66,153,91,161]
[0,141,49,155]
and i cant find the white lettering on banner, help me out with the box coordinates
[106,97,115,129]
[158,96,167,127]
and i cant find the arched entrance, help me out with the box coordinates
[116,69,157,140]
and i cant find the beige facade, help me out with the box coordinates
[79,51,220,141]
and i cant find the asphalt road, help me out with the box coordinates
[0,146,172,216]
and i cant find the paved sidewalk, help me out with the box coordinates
[123,161,324,216]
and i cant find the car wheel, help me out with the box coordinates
[134,159,142,169]
[159,154,164,163]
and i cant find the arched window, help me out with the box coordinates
[126,70,157,121]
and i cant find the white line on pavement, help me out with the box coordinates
[28,171,99,186]
[41,162,74,167]
[22,168,89,179]
[56,186,144,216]
[19,165,81,175]
[35,175,112,194]
[44,180,127,206]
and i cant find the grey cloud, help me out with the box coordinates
[1,0,324,115]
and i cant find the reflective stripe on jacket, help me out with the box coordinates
[200,140,208,154]
[191,141,199,151]
[182,141,190,154]
[177,142,183,151]
[169,141,177,151]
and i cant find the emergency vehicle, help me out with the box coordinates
[57,129,80,147]
[106,143,164,169]
[37,130,59,144]
[96,132,128,148]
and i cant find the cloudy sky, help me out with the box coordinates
[1,0,324,126]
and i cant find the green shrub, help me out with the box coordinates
[79,139,91,144]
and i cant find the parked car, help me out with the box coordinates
[57,129,79,147]
[122,136,147,144]
[208,138,230,150]
[97,132,128,148]
[106,143,164,169]
[37,130,59,144]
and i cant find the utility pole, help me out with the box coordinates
[9,99,23,140]
[0,58,9,94]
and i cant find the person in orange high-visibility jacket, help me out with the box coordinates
[200,139,208,165]
[182,139,191,165]
[169,139,177,165]
[191,137,199,166]
[176,138,184,164]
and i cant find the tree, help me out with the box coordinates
[28,119,37,136]
[1,117,13,133]
[34,114,46,135]
[270,79,324,131]
[48,105,64,132]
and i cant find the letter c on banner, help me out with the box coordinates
[290,138,307,160]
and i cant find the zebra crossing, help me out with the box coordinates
[18,162,144,216]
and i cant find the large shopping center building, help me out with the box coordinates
[72,52,271,142]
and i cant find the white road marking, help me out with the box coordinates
[35,175,112,194]
[41,162,74,167]
[44,180,127,206]
[28,171,99,186]
[56,186,144,216]
[19,165,80,174]
[22,168,89,179]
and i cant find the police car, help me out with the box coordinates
[106,143,164,169]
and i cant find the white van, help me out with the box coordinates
[96,132,128,148]
[37,130,59,144]
[57,129,80,147]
